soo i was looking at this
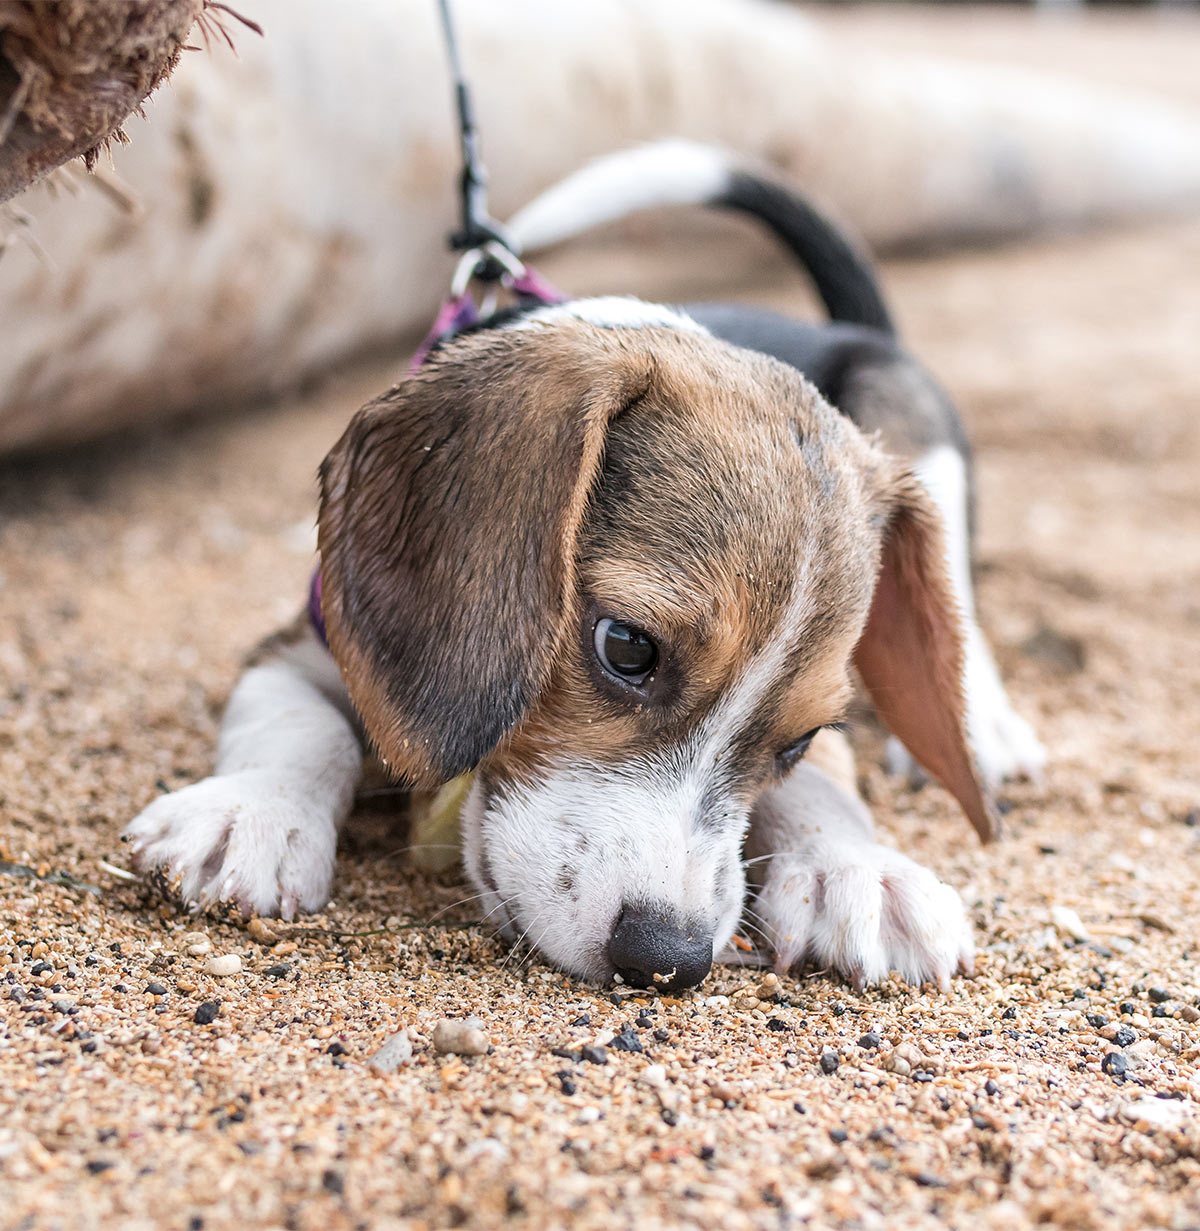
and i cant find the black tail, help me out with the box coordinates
[717,169,894,334]
[506,141,895,334]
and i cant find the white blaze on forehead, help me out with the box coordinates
[504,296,709,335]
[688,558,817,776]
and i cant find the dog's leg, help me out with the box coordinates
[123,624,362,919]
[745,730,975,991]
[890,444,1046,789]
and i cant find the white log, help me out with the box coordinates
[4,0,1200,451]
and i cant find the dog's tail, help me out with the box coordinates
[505,140,894,335]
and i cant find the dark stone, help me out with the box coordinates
[1114,1026,1137,1047]
[985,1079,1000,1096]
[146,983,167,996]
[193,1001,220,1025]
[608,1027,642,1053]
[264,964,291,980]
[1149,988,1171,1004]
[321,1169,344,1195]
[1020,624,1085,674]
[1101,1052,1127,1078]
[858,1031,882,1049]
[819,1049,839,1075]
[767,1018,790,1033]
[580,1044,608,1065]
[829,1129,848,1144]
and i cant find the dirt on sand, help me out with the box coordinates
[3,8,1200,1231]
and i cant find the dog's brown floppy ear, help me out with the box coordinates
[317,326,651,787]
[854,473,997,842]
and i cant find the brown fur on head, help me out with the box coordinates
[317,316,991,835]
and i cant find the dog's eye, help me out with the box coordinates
[776,728,821,774]
[593,617,657,684]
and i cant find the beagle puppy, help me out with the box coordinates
[125,142,1043,993]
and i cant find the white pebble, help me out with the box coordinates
[432,1019,489,1056]
[638,1064,667,1089]
[205,954,242,977]
[1122,1097,1188,1132]
[368,1030,414,1074]
[1050,906,1090,942]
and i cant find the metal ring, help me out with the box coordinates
[450,247,484,297]
[449,241,526,298]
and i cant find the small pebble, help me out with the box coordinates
[193,1001,220,1025]
[829,1129,848,1144]
[146,983,167,997]
[1148,988,1171,1004]
[264,963,291,980]
[580,1044,608,1066]
[205,954,241,977]
[638,1064,667,1089]
[1086,1013,1109,1029]
[368,1030,413,1074]
[858,1031,882,1049]
[1180,1005,1200,1023]
[1101,1052,1128,1078]
[757,973,780,1000]
[709,1080,739,1104]
[432,1019,489,1057]
[819,1048,839,1075]
[985,1079,1001,1096]
[608,1027,642,1053]
[1051,906,1090,942]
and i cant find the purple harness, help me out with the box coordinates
[309,261,564,649]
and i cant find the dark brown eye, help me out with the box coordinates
[594,618,657,684]
[776,728,821,774]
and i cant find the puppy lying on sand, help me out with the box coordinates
[126,143,1042,992]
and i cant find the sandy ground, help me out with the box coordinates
[4,7,1200,1231]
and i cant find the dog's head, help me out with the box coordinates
[318,303,990,988]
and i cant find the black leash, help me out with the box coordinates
[436,0,517,280]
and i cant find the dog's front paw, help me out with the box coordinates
[755,840,974,991]
[123,772,337,919]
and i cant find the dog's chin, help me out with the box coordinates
[459,772,747,989]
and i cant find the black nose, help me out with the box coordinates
[607,904,713,992]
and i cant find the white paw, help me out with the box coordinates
[754,839,974,991]
[123,771,338,919]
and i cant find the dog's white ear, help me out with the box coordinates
[317,326,651,787]
[854,472,997,842]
